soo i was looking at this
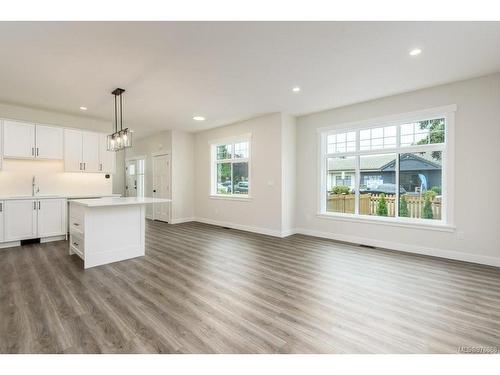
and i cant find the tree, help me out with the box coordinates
[422,192,434,219]
[417,118,445,161]
[399,195,409,217]
[377,193,388,216]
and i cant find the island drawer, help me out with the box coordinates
[69,214,84,234]
[70,232,85,260]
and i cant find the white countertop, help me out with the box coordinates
[0,194,121,201]
[69,197,171,207]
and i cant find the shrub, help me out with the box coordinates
[331,185,351,195]
[399,195,409,217]
[424,190,437,201]
[430,186,442,195]
[377,193,388,216]
[422,194,434,219]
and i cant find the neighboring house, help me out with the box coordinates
[327,153,442,193]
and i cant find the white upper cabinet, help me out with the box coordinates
[64,129,108,173]
[36,125,63,159]
[98,133,115,173]
[3,120,36,158]
[64,128,84,172]
[82,132,100,172]
[2,120,63,160]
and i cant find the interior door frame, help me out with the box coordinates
[152,152,172,223]
[125,155,146,197]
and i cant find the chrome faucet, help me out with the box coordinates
[32,176,40,196]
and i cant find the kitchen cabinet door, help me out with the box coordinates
[64,129,83,172]
[98,133,115,173]
[36,125,63,159]
[82,132,100,172]
[4,200,37,241]
[3,120,36,159]
[37,199,66,237]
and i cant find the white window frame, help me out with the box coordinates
[317,105,456,231]
[209,133,252,200]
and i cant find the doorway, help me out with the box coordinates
[153,153,171,222]
[125,158,145,197]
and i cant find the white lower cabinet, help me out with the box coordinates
[3,199,66,242]
[4,199,37,241]
[37,199,67,237]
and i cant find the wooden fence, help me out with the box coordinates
[327,193,442,219]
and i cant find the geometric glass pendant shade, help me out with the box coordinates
[107,88,133,151]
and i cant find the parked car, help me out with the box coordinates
[234,181,248,194]
[217,181,232,194]
[359,183,406,195]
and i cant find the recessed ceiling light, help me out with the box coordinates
[292,86,301,92]
[409,48,422,56]
[79,106,88,111]
[193,116,205,121]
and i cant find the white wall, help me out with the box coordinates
[171,130,195,222]
[194,113,292,236]
[296,73,500,266]
[0,101,116,197]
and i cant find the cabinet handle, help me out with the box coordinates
[33,201,36,210]
[36,148,39,156]
[38,201,41,210]
[99,163,102,171]
[73,242,79,247]
[32,147,35,156]
[0,203,2,212]
[83,163,86,171]
[73,223,79,226]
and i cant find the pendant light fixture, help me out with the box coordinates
[107,88,132,151]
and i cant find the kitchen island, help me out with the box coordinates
[68,197,171,269]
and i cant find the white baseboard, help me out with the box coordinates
[41,235,66,243]
[294,227,500,268]
[185,218,500,267]
[194,217,284,237]
[0,241,20,249]
[170,217,196,224]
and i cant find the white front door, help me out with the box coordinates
[153,154,171,222]
[125,160,138,197]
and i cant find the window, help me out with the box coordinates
[211,136,250,197]
[320,106,454,226]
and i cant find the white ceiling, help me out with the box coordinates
[0,21,499,137]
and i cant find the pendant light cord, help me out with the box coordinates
[120,93,123,131]
[114,94,118,133]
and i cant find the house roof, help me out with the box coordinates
[328,152,442,172]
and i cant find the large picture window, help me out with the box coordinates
[211,136,250,197]
[320,107,454,226]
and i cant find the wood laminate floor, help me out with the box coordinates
[1,220,500,353]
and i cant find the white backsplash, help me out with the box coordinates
[0,159,113,197]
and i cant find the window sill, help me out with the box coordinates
[316,212,456,232]
[209,195,253,202]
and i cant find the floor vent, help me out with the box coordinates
[359,244,376,249]
[21,238,41,246]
